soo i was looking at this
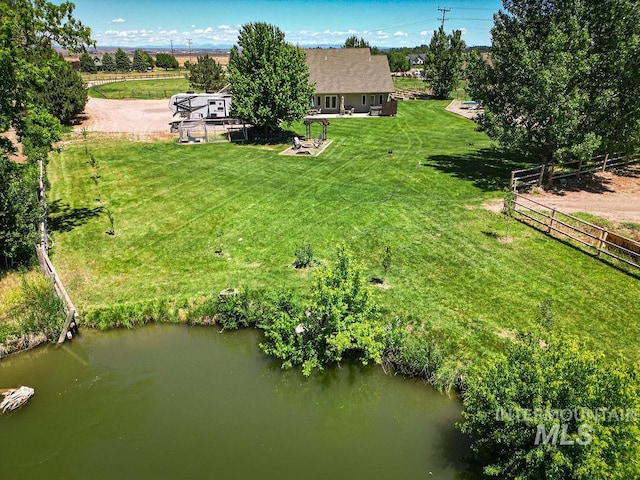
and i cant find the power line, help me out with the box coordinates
[438,7,451,28]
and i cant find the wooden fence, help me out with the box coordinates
[509,194,640,271]
[36,159,78,343]
[510,153,640,191]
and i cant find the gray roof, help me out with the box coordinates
[304,48,394,94]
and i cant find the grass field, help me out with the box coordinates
[88,78,189,99]
[48,100,640,363]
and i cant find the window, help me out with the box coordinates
[370,95,375,106]
[317,96,321,108]
[379,94,384,105]
[362,95,366,106]
[325,95,337,109]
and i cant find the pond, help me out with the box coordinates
[0,324,468,479]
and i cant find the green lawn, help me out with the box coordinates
[48,100,640,363]
[88,78,189,99]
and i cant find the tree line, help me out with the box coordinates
[79,49,180,73]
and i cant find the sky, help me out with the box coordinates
[70,0,503,50]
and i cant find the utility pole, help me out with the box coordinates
[187,38,192,64]
[170,39,174,56]
[437,7,451,29]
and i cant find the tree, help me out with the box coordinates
[79,52,96,73]
[260,245,384,375]
[387,51,411,73]
[114,48,131,72]
[185,54,226,92]
[467,1,599,165]
[344,35,371,49]
[38,57,88,125]
[228,22,314,133]
[424,27,465,99]
[101,52,116,72]
[0,0,92,268]
[132,49,147,72]
[0,158,39,268]
[156,52,178,70]
[141,50,154,70]
[460,321,640,479]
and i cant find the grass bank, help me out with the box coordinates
[48,100,640,378]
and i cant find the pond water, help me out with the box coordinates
[0,324,468,479]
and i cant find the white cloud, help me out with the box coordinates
[393,31,408,37]
[108,18,126,24]
[460,28,468,35]
[375,30,389,39]
[420,30,428,36]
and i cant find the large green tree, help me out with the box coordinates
[185,54,226,92]
[0,0,91,267]
[156,52,178,70]
[114,48,131,72]
[461,322,640,479]
[79,52,96,73]
[424,27,465,99]
[228,22,314,133]
[101,52,116,72]
[38,57,88,125]
[387,51,411,73]
[132,49,147,72]
[467,0,640,165]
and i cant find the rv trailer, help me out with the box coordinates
[169,92,232,120]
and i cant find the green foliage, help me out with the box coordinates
[114,48,131,72]
[344,36,370,49]
[132,49,147,73]
[502,188,516,239]
[39,57,88,125]
[20,107,62,162]
[79,52,96,73]
[17,276,65,338]
[466,1,640,164]
[424,27,465,99]
[0,158,39,268]
[386,51,411,73]
[156,52,179,70]
[261,245,384,376]
[185,54,226,92]
[228,22,314,132]
[101,52,116,72]
[293,242,318,269]
[460,321,640,479]
[85,298,180,330]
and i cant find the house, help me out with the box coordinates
[92,55,102,70]
[304,48,396,115]
[407,53,426,66]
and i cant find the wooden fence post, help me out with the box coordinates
[538,164,545,186]
[597,229,609,256]
[510,170,516,191]
[602,153,609,172]
[548,209,556,234]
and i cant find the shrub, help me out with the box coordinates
[293,241,318,268]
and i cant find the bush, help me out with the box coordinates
[460,325,640,479]
[293,242,318,268]
[261,245,385,375]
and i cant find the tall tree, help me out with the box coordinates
[101,52,116,72]
[228,22,314,133]
[387,51,411,73]
[114,48,131,72]
[132,49,147,72]
[156,53,179,70]
[344,36,370,49]
[467,0,599,165]
[38,57,88,125]
[424,27,465,99]
[185,54,226,92]
[0,0,92,268]
[79,52,96,73]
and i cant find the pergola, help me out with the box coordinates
[304,117,329,141]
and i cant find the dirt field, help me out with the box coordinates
[76,97,640,226]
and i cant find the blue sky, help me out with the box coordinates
[71,0,502,49]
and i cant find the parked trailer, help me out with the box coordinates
[169,93,232,120]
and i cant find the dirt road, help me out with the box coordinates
[76,98,174,135]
